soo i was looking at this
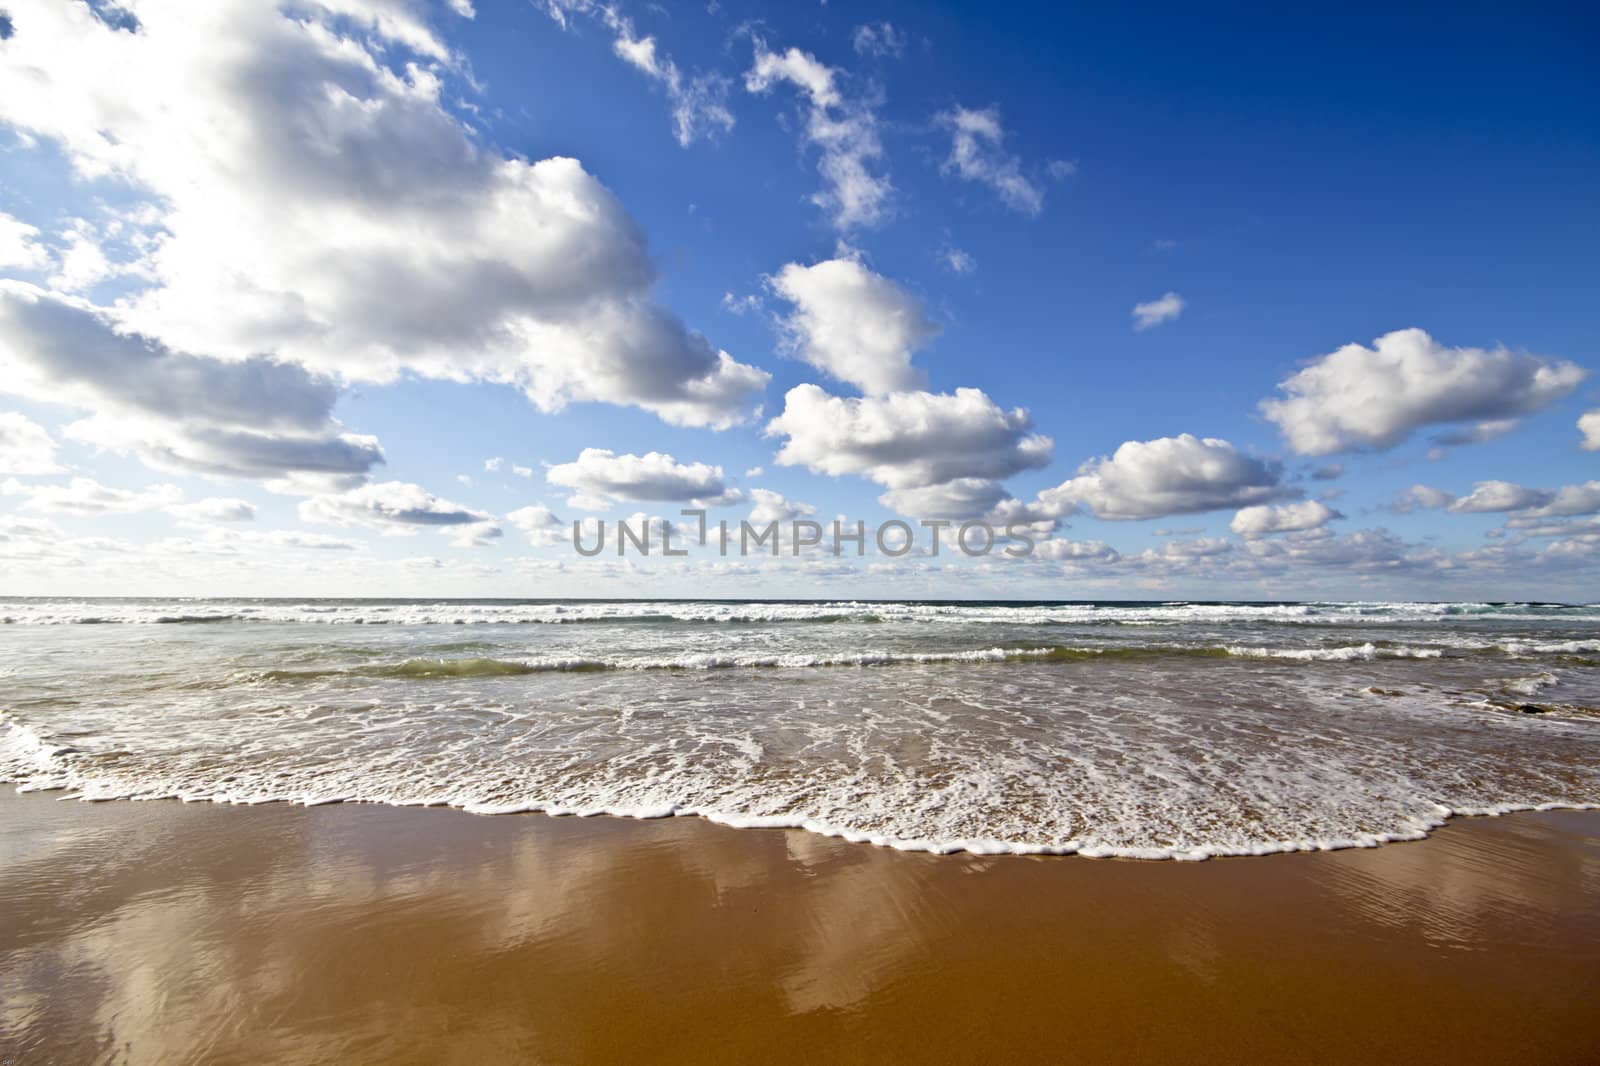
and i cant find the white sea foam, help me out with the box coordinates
[3,598,1598,861]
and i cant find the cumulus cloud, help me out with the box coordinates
[745,41,892,230]
[1033,538,1120,564]
[168,497,257,524]
[540,0,734,147]
[769,257,937,394]
[877,478,1012,520]
[1393,484,1457,513]
[0,282,385,484]
[0,212,49,271]
[767,384,1052,493]
[5,476,182,515]
[506,504,565,546]
[1447,480,1552,514]
[0,0,766,430]
[1131,292,1184,331]
[1230,500,1339,537]
[0,412,64,475]
[1579,411,1600,451]
[747,489,815,525]
[1040,434,1292,521]
[546,448,742,511]
[936,105,1043,215]
[299,481,501,546]
[1260,328,1586,455]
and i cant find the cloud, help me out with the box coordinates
[484,457,504,472]
[1579,410,1600,451]
[1131,292,1184,331]
[1032,538,1120,564]
[540,1,734,147]
[1230,500,1339,537]
[512,464,534,478]
[940,247,975,275]
[1260,328,1586,455]
[5,476,182,515]
[1430,418,1519,448]
[851,21,904,58]
[769,257,937,395]
[0,282,386,484]
[766,385,1053,499]
[877,477,1010,520]
[1310,463,1344,481]
[0,412,64,475]
[1447,480,1553,513]
[0,0,766,430]
[747,488,815,525]
[168,497,257,524]
[936,105,1043,215]
[546,448,742,510]
[745,41,892,230]
[506,504,565,545]
[0,211,49,271]
[298,481,500,547]
[1394,484,1456,513]
[1040,434,1292,521]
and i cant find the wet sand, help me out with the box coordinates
[2,792,1598,1065]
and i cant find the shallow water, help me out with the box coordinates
[3,597,1599,859]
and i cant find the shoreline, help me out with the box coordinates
[10,782,1600,861]
[3,791,1598,1064]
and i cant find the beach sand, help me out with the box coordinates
[2,792,1597,1065]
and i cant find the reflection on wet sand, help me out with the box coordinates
[2,793,1598,1064]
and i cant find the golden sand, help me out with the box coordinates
[1,791,1597,1064]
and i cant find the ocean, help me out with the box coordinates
[3,597,1598,860]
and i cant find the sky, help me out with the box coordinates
[0,0,1597,600]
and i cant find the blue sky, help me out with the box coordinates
[0,0,1596,599]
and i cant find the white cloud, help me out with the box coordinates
[541,1,734,147]
[546,448,742,510]
[0,282,386,484]
[1579,410,1600,451]
[299,481,500,546]
[168,497,257,524]
[1040,434,1291,521]
[0,212,49,271]
[484,457,504,472]
[851,21,904,58]
[941,247,976,275]
[6,476,182,515]
[769,257,937,395]
[1394,484,1456,513]
[1448,480,1552,514]
[0,412,64,475]
[1230,500,1339,537]
[506,504,565,545]
[0,0,766,430]
[745,41,892,230]
[47,219,117,293]
[936,106,1043,216]
[747,488,815,525]
[1431,418,1519,447]
[512,464,534,479]
[878,478,1010,520]
[1033,538,1120,564]
[766,384,1052,493]
[1260,328,1586,455]
[1131,292,1184,331]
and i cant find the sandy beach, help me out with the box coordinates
[3,792,1597,1065]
